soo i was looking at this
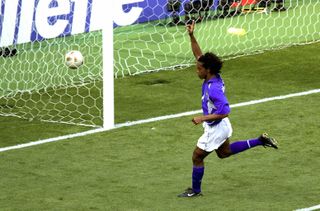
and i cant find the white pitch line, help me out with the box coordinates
[115,88,320,127]
[295,204,320,211]
[0,88,320,153]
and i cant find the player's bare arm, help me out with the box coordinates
[192,113,229,125]
[186,21,202,59]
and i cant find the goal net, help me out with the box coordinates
[0,0,319,128]
[0,32,103,127]
[114,0,320,77]
[0,0,107,127]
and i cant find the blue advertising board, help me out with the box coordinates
[0,0,219,47]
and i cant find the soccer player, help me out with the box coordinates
[178,21,278,198]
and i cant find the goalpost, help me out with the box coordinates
[102,1,114,130]
[0,0,115,129]
[0,0,319,129]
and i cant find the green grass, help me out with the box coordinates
[0,93,319,210]
[114,1,320,74]
[0,2,320,209]
[0,42,319,210]
[0,31,103,97]
[114,42,320,123]
[0,41,319,147]
[1,2,319,126]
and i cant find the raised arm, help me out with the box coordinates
[186,20,202,60]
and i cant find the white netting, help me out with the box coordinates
[0,31,103,127]
[114,0,320,77]
[1,0,319,127]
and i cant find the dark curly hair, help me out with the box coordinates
[197,52,223,75]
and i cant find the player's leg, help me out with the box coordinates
[178,147,210,197]
[215,133,278,158]
[215,138,233,158]
[192,146,211,166]
[216,137,265,157]
[192,147,210,193]
[178,118,232,197]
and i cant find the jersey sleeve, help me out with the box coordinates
[209,84,230,115]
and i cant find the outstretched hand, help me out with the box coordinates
[186,20,195,35]
[192,116,203,125]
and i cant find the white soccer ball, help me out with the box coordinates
[65,50,84,69]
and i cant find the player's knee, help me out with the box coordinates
[192,154,203,165]
[192,155,200,164]
[216,151,231,159]
[216,146,233,159]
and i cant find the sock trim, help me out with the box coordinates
[247,140,251,148]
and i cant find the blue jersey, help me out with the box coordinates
[201,74,230,126]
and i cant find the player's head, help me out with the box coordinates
[197,52,223,76]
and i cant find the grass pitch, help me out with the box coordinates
[0,93,319,210]
[0,1,320,209]
[1,1,319,127]
[0,42,320,210]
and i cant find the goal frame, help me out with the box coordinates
[102,0,114,130]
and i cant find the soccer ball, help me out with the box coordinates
[65,50,84,69]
